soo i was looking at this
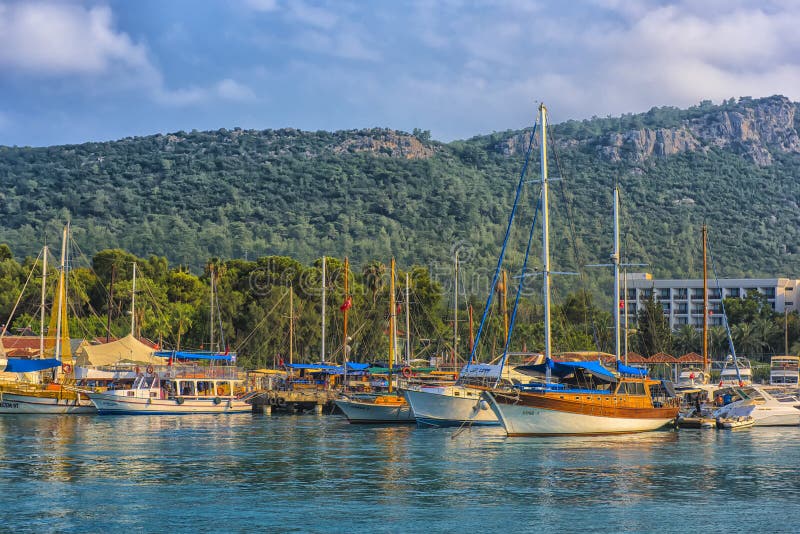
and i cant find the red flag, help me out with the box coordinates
[619,299,625,309]
[340,296,352,311]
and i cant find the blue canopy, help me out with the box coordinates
[154,351,233,361]
[2,358,63,373]
[516,358,617,382]
[617,361,648,377]
[285,363,340,371]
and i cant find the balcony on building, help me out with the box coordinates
[674,288,688,300]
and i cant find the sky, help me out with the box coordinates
[1,0,800,147]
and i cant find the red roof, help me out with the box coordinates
[0,336,43,350]
[625,352,648,363]
[648,352,677,363]
[677,352,704,363]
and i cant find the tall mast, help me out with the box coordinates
[613,186,621,362]
[321,256,326,363]
[702,224,709,373]
[405,272,411,365]
[39,246,47,358]
[452,251,458,369]
[106,264,115,343]
[623,267,629,363]
[389,258,396,393]
[540,103,552,363]
[130,262,137,337]
[468,304,475,354]
[54,225,67,362]
[289,283,294,366]
[343,257,349,385]
[209,263,215,352]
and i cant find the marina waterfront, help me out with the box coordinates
[2,414,800,532]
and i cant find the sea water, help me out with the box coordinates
[1,414,798,533]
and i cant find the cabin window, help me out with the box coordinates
[179,381,196,396]
[215,382,231,396]
[197,381,213,395]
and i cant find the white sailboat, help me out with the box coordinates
[335,258,415,423]
[482,104,679,436]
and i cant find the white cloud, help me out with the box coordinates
[243,0,279,12]
[216,79,257,101]
[0,2,153,77]
[288,1,338,30]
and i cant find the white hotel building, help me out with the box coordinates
[623,273,800,330]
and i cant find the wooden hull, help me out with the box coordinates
[403,386,499,426]
[335,398,415,424]
[484,390,678,436]
[88,393,251,414]
[0,392,96,414]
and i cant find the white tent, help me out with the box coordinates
[76,334,166,367]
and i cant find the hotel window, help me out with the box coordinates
[708,288,721,299]
[674,288,688,300]
[727,287,741,298]
[675,317,688,325]
[661,302,671,313]
[675,303,688,314]
[691,288,704,299]
[641,288,652,299]
[627,288,636,300]
[691,305,704,315]
[763,287,776,298]
[658,288,670,300]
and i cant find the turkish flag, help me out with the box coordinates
[340,296,352,311]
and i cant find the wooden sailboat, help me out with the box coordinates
[0,225,95,414]
[335,258,415,423]
[482,104,680,436]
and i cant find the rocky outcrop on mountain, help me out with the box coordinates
[332,129,436,159]
[494,96,800,166]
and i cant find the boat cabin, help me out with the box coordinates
[770,355,800,386]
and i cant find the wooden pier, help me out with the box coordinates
[249,389,339,414]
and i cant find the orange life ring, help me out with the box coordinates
[61,363,72,374]
[146,365,155,375]
[401,366,412,378]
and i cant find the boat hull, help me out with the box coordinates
[483,391,677,436]
[88,393,251,414]
[403,386,499,427]
[0,392,96,414]
[335,398,415,424]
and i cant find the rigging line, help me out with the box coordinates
[467,120,539,368]
[548,131,602,351]
[233,288,288,353]
[500,187,542,377]
[707,236,740,376]
[1,247,44,337]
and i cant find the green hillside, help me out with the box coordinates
[1,96,798,284]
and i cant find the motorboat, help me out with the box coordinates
[713,385,800,426]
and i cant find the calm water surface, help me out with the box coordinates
[1,414,798,533]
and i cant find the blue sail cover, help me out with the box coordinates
[516,358,617,382]
[154,351,233,361]
[617,361,647,377]
[2,358,63,373]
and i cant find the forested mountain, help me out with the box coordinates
[1,95,799,282]
[2,95,800,366]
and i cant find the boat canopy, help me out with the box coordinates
[617,361,648,377]
[516,358,618,382]
[1,358,63,373]
[154,351,234,361]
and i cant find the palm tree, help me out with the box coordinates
[673,324,701,356]
[732,323,759,357]
[362,261,386,305]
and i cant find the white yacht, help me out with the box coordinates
[714,385,800,426]
[717,356,752,386]
[769,355,800,387]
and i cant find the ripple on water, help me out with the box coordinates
[1,415,800,532]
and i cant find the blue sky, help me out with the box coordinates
[1,0,799,146]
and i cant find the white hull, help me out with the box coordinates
[88,392,251,414]
[335,398,415,423]
[483,392,674,436]
[0,392,96,414]
[403,386,498,426]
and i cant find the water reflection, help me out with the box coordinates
[1,415,800,531]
